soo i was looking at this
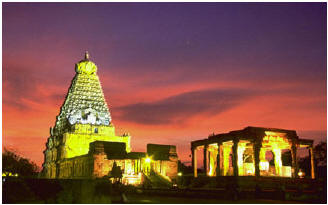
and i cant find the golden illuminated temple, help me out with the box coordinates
[41,52,178,184]
[191,127,315,178]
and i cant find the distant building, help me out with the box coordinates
[41,52,178,184]
[191,126,315,179]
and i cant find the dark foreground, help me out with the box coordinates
[2,177,326,204]
[122,194,301,204]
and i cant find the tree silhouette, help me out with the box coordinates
[298,142,327,178]
[2,148,39,177]
[178,160,193,174]
[314,141,326,167]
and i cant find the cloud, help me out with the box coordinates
[3,63,68,111]
[116,88,255,125]
[3,136,46,167]
[3,65,39,110]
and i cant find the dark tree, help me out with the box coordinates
[314,141,326,167]
[298,141,327,178]
[178,160,193,174]
[2,148,39,177]
[314,141,327,178]
[298,156,311,177]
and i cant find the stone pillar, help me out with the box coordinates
[192,147,197,177]
[291,144,298,178]
[216,143,221,176]
[208,148,215,176]
[237,144,246,176]
[208,149,211,176]
[223,145,230,176]
[253,142,261,177]
[272,148,282,176]
[203,145,208,176]
[232,140,239,177]
[309,146,315,179]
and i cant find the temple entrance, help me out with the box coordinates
[260,132,292,177]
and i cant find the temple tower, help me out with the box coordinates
[41,52,131,178]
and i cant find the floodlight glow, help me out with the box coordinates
[259,161,269,171]
[298,170,305,178]
[145,157,151,163]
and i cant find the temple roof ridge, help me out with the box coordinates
[243,126,297,134]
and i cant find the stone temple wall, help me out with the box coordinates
[163,160,178,180]
[58,155,93,179]
[147,144,179,180]
[50,141,179,181]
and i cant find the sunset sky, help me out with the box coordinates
[3,2,327,167]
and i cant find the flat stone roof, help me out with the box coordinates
[191,126,313,148]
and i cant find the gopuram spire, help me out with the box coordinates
[52,52,110,136]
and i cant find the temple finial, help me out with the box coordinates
[84,51,89,60]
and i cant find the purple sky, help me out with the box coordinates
[3,2,327,166]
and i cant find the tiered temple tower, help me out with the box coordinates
[42,52,131,178]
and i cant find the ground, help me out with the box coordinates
[123,194,302,204]
[2,177,325,204]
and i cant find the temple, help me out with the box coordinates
[41,52,178,184]
[191,126,315,178]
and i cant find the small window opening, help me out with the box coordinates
[95,128,98,133]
